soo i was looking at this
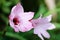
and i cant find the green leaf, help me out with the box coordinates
[5,32,26,40]
[1,14,8,25]
[54,23,60,29]
[34,4,47,19]
[44,8,60,17]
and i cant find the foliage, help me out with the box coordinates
[0,0,60,40]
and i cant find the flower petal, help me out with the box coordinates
[9,3,24,20]
[9,6,16,20]
[37,15,52,24]
[9,20,19,32]
[34,27,39,34]
[11,3,24,15]
[11,6,16,13]
[9,3,34,32]
[34,23,52,38]
[41,23,55,30]
[40,30,50,39]
[34,27,44,40]
[42,15,52,22]
[14,26,19,32]
[38,33,44,40]
[21,12,34,20]
[16,21,33,32]
[36,23,55,30]
[31,19,38,27]
[47,23,55,30]
[34,25,50,39]
[44,15,52,22]
[9,20,14,28]
[31,15,52,26]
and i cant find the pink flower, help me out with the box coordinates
[9,3,34,32]
[31,15,55,40]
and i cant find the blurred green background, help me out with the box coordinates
[0,0,60,40]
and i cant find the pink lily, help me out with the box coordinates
[31,15,55,40]
[9,3,34,32]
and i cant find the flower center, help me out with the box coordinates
[13,18,19,25]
